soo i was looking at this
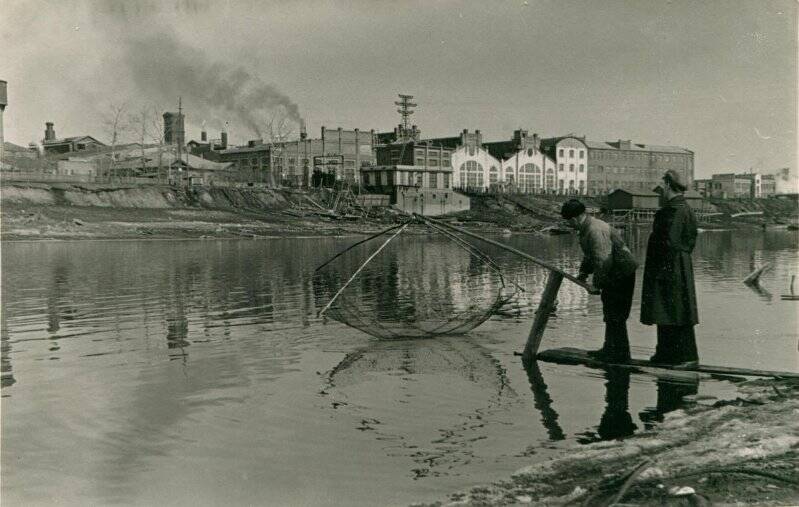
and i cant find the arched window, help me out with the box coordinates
[519,163,541,193]
[489,166,499,185]
[459,160,484,188]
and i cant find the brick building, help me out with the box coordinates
[541,137,694,195]
[195,126,376,186]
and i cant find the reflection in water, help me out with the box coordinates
[528,361,698,444]
[524,362,565,441]
[576,368,638,444]
[0,232,795,506]
[639,379,700,429]
[325,337,518,478]
[1,311,15,389]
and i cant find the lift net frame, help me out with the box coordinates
[315,217,519,340]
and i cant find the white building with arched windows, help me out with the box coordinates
[451,145,502,191]
[502,146,560,193]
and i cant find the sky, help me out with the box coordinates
[1,0,797,179]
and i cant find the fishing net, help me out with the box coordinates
[314,218,520,340]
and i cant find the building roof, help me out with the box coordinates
[115,147,233,171]
[585,140,691,153]
[3,141,32,153]
[43,135,106,146]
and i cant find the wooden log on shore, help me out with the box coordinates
[743,263,772,285]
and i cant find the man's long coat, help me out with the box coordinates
[640,194,699,326]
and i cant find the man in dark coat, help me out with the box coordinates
[561,199,638,362]
[640,170,700,368]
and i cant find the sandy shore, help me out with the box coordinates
[417,379,799,506]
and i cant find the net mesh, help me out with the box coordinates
[314,220,517,339]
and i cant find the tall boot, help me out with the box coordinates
[603,321,630,362]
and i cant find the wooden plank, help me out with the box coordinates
[537,347,799,380]
[522,271,564,364]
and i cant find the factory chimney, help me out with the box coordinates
[200,121,207,142]
[300,120,307,140]
[44,121,56,141]
[220,131,228,149]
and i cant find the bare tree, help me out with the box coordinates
[101,102,130,181]
[129,105,168,183]
[260,106,298,187]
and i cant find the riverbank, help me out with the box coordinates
[419,378,799,506]
[2,182,797,241]
[0,182,536,240]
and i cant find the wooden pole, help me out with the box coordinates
[522,270,564,364]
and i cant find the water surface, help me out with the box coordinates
[2,230,797,506]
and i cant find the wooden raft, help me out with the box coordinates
[538,347,799,380]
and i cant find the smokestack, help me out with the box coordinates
[300,120,307,140]
[163,112,185,146]
[201,130,207,142]
[220,131,228,149]
[44,121,55,141]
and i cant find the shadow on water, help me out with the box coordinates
[324,336,520,478]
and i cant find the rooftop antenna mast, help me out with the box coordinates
[394,94,416,142]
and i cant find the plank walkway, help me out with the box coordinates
[537,347,799,380]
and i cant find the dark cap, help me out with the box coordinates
[663,169,687,192]
[560,199,586,219]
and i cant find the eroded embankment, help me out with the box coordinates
[421,379,799,506]
[0,182,290,209]
[0,182,389,240]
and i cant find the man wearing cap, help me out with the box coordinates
[640,170,700,368]
[561,199,638,363]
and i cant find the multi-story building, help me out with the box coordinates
[196,126,376,186]
[761,175,776,197]
[541,137,694,196]
[707,172,778,198]
[538,136,589,194]
[708,173,752,198]
[424,129,568,193]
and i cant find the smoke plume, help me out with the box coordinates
[92,1,301,140]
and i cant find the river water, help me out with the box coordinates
[2,229,797,506]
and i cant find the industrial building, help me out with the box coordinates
[192,126,376,186]
[41,122,106,155]
[700,172,778,198]
[540,136,694,196]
